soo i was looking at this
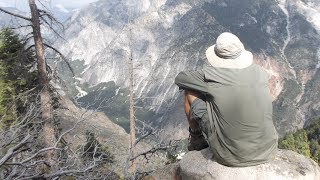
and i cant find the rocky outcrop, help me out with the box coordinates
[150,148,320,180]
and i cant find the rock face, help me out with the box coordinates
[56,0,320,136]
[175,148,320,180]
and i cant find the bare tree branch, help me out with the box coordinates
[40,15,65,40]
[130,142,177,162]
[0,99,116,179]
[39,9,64,29]
[44,43,75,76]
[0,134,31,166]
[0,8,31,21]
[8,24,33,30]
[25,45,36,52]
[134,130,153,147]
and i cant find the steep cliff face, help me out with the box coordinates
[56,0,320,136]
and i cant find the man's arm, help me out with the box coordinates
[174,70,207,94]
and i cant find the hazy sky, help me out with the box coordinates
[0,0,99,11]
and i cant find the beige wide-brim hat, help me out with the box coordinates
[206,32,253,69]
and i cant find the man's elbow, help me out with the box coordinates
[174,72,184,85]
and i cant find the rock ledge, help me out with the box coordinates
[150,149,320,180]
[180,148,320,180]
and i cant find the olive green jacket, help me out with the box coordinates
[175,64,278,167]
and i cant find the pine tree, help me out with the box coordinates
[279,129,311,158]
[0,28,38,128]
[279,118,320,165]
[310,139,320,164]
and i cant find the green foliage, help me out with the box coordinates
[0,29,36,82]
[309,139,320,163]
[279,118,320,165]
[0,78,16,126]
[0,28,38,128]
[305,118,320,164]
[279,130,311,157]
[165,140,187,165]
[166,151,178,164]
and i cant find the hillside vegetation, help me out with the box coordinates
[279,118,320,165]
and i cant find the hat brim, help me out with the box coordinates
[206,45,253,69]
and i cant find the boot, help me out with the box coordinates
[188,127,209,151]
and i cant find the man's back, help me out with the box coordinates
[202,64,278,166]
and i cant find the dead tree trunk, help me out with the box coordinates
[29,0,56,168]
[128,27,136,173]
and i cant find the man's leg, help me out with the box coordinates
[184,90,201,130]
[184,90,209,151]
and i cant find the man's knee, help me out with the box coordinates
[185,90,201,104]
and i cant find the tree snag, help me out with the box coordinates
[29,0,56,169]
[128,27,136,174]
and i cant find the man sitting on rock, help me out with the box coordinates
[175,32,278,167]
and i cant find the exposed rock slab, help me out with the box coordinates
[178,148,320,180]
[145,163,180,180]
